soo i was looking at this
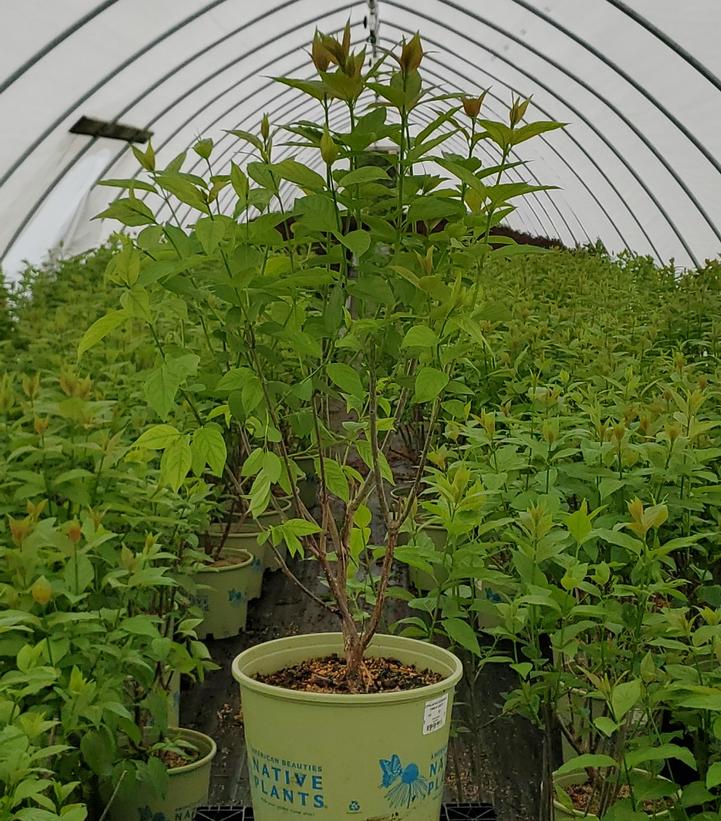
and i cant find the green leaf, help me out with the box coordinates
[133,424,181,450]
[554,754,617,777]
[155,172,210,214]
[295,194,337,233]
[144,354,199,420]
[625,744,696,771]
[595,528,643,553]
[414,367,448,404]
[320,457,349,502]
[226,128,264,152]
[406,197,464,224]
[193,137,214,159]
[216,367,255,393]
[511,120,566,145]
[442,618,481,656]
[120,615,160,638]
[327,363,364,398]
[160,436,192,491]
[64,555,94,595]
[610,678,641,721]
[191,424,227,476]
[77,309,128,358]
[594,716,618,737]
[338,166,389,187]
[93,198,156,226]
[338,229,371,257]
[274,76,328,101]
[599,478,626,500]
[195,216,228,254]
[98,178,157,193]
[707,761,721,789]
[401,325,438,348]
[120,286,151,321]
[273,159,326,192]
[80,730,114,777]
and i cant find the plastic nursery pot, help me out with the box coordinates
[206,528,265,599]
[192,548,254,639]
[109,727,216,821]
[232,632,463,821]
[553,771,675,820]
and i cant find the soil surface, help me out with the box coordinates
[206,555,248,568]
[255,654,442,694]
[157,747,197,769]
[567,781,673,814]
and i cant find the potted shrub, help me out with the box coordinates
[85,24,562,819]
[105,726,217,821]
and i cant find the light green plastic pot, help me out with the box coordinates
[233,633,462,820]
[192,548,253,639]
[206,527,265,599]
[109,727,216,821]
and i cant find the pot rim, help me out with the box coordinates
[166,727,217,775]
[232,632,463,706]
[194,547,253,574]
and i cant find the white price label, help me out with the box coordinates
[422,693,449,735]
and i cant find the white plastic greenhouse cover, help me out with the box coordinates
[1,0,720,278]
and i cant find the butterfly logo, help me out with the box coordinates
[379,754,429,809]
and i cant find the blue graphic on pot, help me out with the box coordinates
[379,754,429,809]
[228,588,244,606]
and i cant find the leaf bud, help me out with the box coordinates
[31,576,53,606]
[320,128,338,165]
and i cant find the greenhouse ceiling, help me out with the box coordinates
[2,0,720,276]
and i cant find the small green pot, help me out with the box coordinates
[206,527,266,599]
[109,727,216,821]
[192,548,254,638]
[232,632,462,820]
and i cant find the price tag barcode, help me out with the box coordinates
[422,693,449,735]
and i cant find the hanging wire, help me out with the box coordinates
[365,0,380,65]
